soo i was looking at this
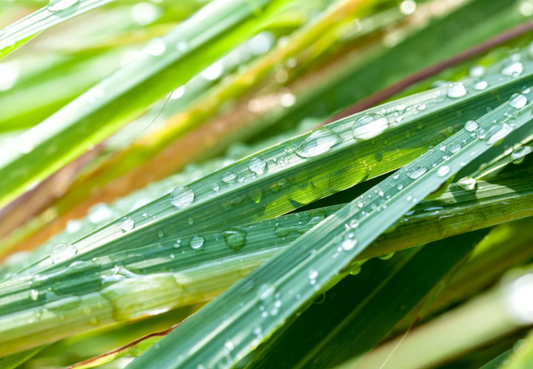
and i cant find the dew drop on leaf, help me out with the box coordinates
[446,82,467,98]
[509,93,528,109]
[407,166,427,179]
[146,38,166,56]
[47,0,78,12]
[223,229,247,251]
[449,142,461,154]
[512,146,532,161]
[473,78,488,90]
[51,243,77,263]
[222,171,236,183]
[352,114,389,140]
[341,232,358,251]
[295,128,342,158]
[501,60,524,77]
[30,289,39,301]
[465,120,478,132]
[189,236,204,249]
[437,165,450,177]
[170,186,194,209]
[457,177,477,191]
[249,157,266,175]
[120,217,135,232]
[486,124,512,145]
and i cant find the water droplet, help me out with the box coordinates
[47,0,78,12]
[397,184,404,190]
[400,0,416,14]
[407,166,427,180]
[510,93,528,109]
[341,232,358,251]
[476,128,487,139]
[201,61,223,80]
[280,93,296,107]
[437,165,450,177]
[170,186,194,209]
[30,289,39,301]
[469,66,485,78]
[501,60,524,77]
[449,142,461,154]
[176,41,188,52]
[295,128,342,158]
[473,78,488,90]
[457,177,477,191]
[188,217,194,225]
[190,236,204,249]
[486,124,512,145]
[308,269,319,280]
[174,239,181,248]
[249,157,266,175]
[465,120,478,132]
[352,114,389,140]
[222,171,236,183]
[223,229,247,251]
[146,38,166,56]
[51,243,77,263]
[225,341,234,351]
[120,217,135,232]
[512,146,532,161]
[349,219,359,229]
[446,82,467,98]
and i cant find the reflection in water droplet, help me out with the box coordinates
[170,186,194,209]
[224,229,247,250]
[446,82,467,98]
[486,124,512,145]
[120,217,135,232]
[510,93,528,109]
[465,120,478,132]
[47,0,78,12]
[249,157,266,175]
[295,128,342,158]
[437,165,450,177]
[51,243,77,263]
[473,78,488,90]
[190,236,204,249]
[501,60,524,77]
[352,114,389,140]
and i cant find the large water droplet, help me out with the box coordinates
[446,82,467,98]
[341,232,358,251]
[249,157,266,175]
[510,93,528,109]
[223,229,247,251]
[465,120,478,132]
[457,177,477,191]
[222,171,236,183]
[170,186,194,209]
[120,217,135,232]
[295,128,342,158]
[146,38,166,56]
[190,236,204,249]
[501,60,524,77]
[47,0,78,11]
[473,78,488,90]
[51,243,77,263]
[407,166,427,180]
[352,114,389,140]
[437,165,450,177]
[449,142,461,154]
[486,124,512,145]
[512,146,532,161]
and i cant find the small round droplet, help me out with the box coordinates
[47,0,78,12]
[512,146,532,161]
[249,157,266,175]
[407,166,427,180]
[30,289,39,301]
[457,177,477,191]
[352,114,389,140]
[473,78,488,91]
[51,243,77,263]
[222,171,236,183]
[465,120,478,132]
[296,128,342,158]
[189,236,204,249]
[341,232,358,251]
[501,60,524,77]
[446,82,467,99]
[223,229,247,251]
[120,217,135,232]
[437,165,450,177]
[449,142,461,154]
[308,269,319,280]
[188,217,194,225]
[509,93,528,109]
[476,128,487,139]
[146,38,166,56]
[170,186,194,209]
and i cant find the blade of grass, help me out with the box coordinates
[124,84,533,369]
[0,0,291,208]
